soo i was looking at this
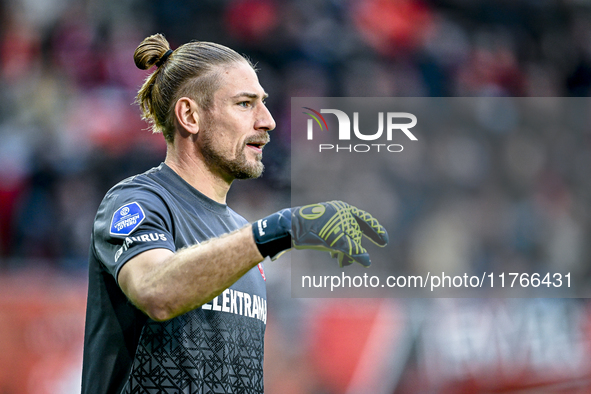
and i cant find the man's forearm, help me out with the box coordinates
[119,225,264,321]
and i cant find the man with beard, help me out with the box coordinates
[81,34,388,394]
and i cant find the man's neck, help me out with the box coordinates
[164,148,232,205]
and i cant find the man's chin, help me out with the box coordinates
[232,162,264,180]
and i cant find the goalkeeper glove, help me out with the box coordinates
[252,201,388,267]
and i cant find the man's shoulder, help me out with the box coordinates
[91,164,179,253]
[101,163,176,205]
[107,163,166,192]
[94,164,174,228]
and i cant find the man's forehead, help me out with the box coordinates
[215,63,267,99]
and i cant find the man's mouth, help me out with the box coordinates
[246,141,265,149]
[245,135,270,154]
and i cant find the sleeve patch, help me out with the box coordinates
[110,202,146,236]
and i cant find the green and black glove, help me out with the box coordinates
[252,201,388,267]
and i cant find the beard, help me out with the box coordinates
[199,125,268,180]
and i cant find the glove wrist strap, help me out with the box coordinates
[252,209,292,259]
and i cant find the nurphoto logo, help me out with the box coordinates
[303,107,418,153]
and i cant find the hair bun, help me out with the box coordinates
[156,49,173,67]
[133,33,171,70]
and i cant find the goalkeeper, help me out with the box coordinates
[82,33,387,394]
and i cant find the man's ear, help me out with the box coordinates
[174,97,200,135]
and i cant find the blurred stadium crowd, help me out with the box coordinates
[3,0,591,268]
[2,0,591,393]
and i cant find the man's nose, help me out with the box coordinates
[256,104,276,132]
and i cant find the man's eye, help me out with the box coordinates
[238,101,251,107]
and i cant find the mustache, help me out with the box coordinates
[244,133,270,146]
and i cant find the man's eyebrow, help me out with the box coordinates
[232,92,269,100]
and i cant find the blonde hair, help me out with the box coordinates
[134,33,252,142]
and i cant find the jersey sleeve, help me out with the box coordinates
[92,183,176,282]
